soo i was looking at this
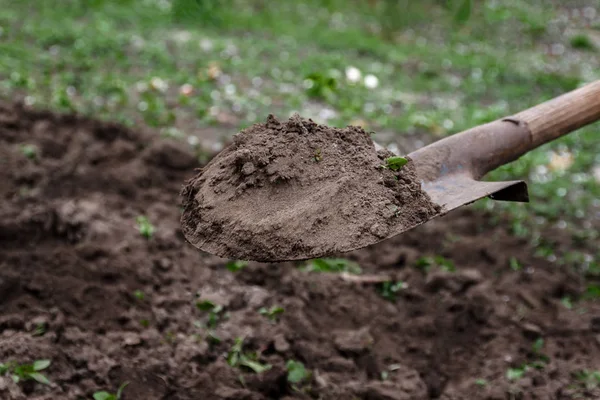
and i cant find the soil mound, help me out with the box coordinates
[181,114,442,261]
[1,102,599,400]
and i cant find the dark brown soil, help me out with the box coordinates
[1,102,600,400]
[180,114,442,262]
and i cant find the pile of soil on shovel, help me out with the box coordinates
[1,102,600,400]
[181,114,442,261]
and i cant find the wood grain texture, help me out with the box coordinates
[510,80,600,148]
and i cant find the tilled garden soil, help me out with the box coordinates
[1,102,599,400]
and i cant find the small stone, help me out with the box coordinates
[156,258,172,271]
[241,162,256,175]
[521,322,542,338]
[333,327,373,354]
[369,223,389,239]
[123,332,142,347]
[273,333,290,353]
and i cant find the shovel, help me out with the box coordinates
[184,80,600,262]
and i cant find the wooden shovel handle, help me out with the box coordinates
[510,80,600,148]
[409,80,600,181]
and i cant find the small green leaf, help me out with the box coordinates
[532,338,544,353]
[133,290,145,300]
[20,144,38,159]
[240,356,271,374]
[33,359,51,371]
[584,284,600,299]
[93,392,115,400]
[561,296,573,309]
[286,360,308,384]
[135,216,155,239]
[475,378,487,386]
[509,256,522,271]
[454,0,472,25]
[0,363,8,374]
[507,366,527,381]
[196,300,216,311]
[29,372,50,385]
[226,260,248,272]
[384,156,408,171]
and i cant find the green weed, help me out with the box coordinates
[195,300,225,329]
[227,337,271,374]
[570,34,596,51]
[378,281,407,301]
[133,289,145,301]
[561,296,573,309]
[93,381,129,400]
[415,255,456,273]
[574,370,600,390]
[20,144,38,160]
[226,260,248,272]
[135,216,155,239]
[474,378,488,386]
[584,284,600,299]
[509,257,522,271]
[303,258,361,275]
[0,359,51,385]
[286,360,310,384]
[383,156,408,171]
[258,306,284,322]
[506,365,527,381]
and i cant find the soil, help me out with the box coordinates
[180,114,442,262]
[1,101,600,400]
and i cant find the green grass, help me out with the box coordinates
[0,0,598,273]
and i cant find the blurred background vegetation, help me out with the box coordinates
[0,0,598,269]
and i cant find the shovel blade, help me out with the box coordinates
[421,174,529,213]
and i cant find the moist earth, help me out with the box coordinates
[180,114,442,262]
[1,102,599,400]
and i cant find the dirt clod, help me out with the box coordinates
[181,114,442,261]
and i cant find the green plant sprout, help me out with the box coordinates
[475,378,488,386]
[286,360,309,384]
[303,258,361,275]
[227,337,271,374]
[506,365,528,381]
[20,144,38,160]
[509,257,522,271]
[313,148,322,162]
[0,359,51,385]
[415,255,456,273]
[135,216,155,239]
[32,322,46,337]
[93,381,130,400]
[258,306,284,321]
[383,156,408,171]
[196,300,225,329]
[561,296,573,309]
[133,289,145,301]
[378,281,407,301]
[226,260,248,272]
[574,370,600,390]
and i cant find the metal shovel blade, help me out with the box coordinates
[420,173,529,213]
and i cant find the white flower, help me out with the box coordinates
[150,77,168,92]
[199,38,214,52]
[364,74,379,89]
[345,66,362,83]
[179,83,194,96]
